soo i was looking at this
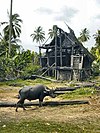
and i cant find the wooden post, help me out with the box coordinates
[47,49,49,67]
[39,47,42,66]
[47,49,50,76]
[59,29,62,66]
[54,25,57,79]
[71,44,74,80]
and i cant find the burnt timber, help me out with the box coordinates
[39,25,94,81]
[0,100,89,107]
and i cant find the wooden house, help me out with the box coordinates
[39,25,94,81]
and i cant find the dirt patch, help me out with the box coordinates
[0,104,100,123]
[0,87,100,123]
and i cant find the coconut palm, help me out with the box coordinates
[78,28,90,44]
[0,12,23,56]
[30,26,45,46]
[48,25,57,39]
[3,13,23,39]
[93,30,100,63]
[93,30,100,47]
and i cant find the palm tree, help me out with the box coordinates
[48,25,57,39]
[3,13,23,40]
[30,26,45,46]
[0,13,22,57]
[78,28,90,45]
[93,30,100,47]
[0,12,23,56]
[30,26,45,65]
[93,30,100,63]
[42,25,57,45]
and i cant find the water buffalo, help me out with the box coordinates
[16,84,55,112]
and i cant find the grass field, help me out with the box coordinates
[1,117,100,133]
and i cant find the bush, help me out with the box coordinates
[21,63,41,78]
[92,61,100,76]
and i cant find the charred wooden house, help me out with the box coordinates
[39,25,94,81]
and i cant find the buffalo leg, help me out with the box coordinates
[39,101,42,107]
[15,99,25,112]
[22,104,26,111]
[39,99,43,107]
[39,95,44,107]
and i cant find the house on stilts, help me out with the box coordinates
[39,25,94,81]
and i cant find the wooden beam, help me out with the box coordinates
[0,100,89,107]
[39,46,55,49]
[41,63,55,76]
[31,75,58,82]
[41,55,66,58]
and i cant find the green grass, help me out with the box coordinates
[0,118,100,133]
[58,87,96,100]
[0,76,99,88]
[0,78,52,87]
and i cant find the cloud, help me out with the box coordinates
[95,14,100,19]
[54,6,78,22]
[95,0,100,5]
[95,0,100,8]
[34,6,78,22]
[35,7,54,15]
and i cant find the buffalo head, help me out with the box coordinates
[44,87,56,98]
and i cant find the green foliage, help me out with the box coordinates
[48,25,57,39]
[0,13,23,57]
[0,49,40,80]
[3,13,23,39]
[0,57,15,80]
[90,47,97,58]
[93,30,100,47]
[21,63,41,77]
[92,61,100,76]
[90,30,100,76]
[30,26,45,46]
[78,28,90,44]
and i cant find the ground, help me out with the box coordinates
[0,86,100,122]
[0,81,100,132]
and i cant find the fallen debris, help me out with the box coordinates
[0,100,89,107]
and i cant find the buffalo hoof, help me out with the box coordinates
[15,109,18,112]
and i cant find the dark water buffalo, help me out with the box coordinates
[16,84,55,112]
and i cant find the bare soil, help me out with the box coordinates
[0,86,100,123]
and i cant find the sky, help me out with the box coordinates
[0,0,100,52]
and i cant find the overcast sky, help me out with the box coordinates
[0,0,100,52]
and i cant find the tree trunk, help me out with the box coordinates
[9,0,13,55]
